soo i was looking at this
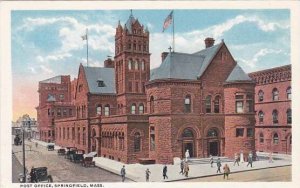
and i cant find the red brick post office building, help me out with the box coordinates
[37,13,258,164]
[249,65,291,154]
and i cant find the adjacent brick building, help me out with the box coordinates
[249,65,291,154]
[38,13,258,164]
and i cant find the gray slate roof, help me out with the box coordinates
[40,75,62,84]
[124,15,136,34]
[83,66,116,94]
[226,64,253,82]
[150,43,223,81]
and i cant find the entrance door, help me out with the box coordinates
[183,142,194,158]
[209,141,219,156]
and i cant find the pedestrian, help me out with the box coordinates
[35,142,38,148]
[216,158,222,173]
[233,153,239,166]
[30,166,37,183]
[163,164,168,180]
[269,152,273,163]
[179,159,184,174]
[209,155,214,167]
[185,149,190,162]
[145,168,151,182]
[247,153,253,167]
[120,165,126,182]
[184,162,189,177]
[223,164,230,180]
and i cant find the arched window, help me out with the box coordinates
[139,103,144,114]
[207,129,218,137]
[205,96,212,113]
[287,109,292,124]
[104,104,110,116]
[287,87,291,100]
[184,95,191,113]
[272,88,279,101]
[134,60,138,70]
[273,133,279,144]
[214,96,220,113]
[128,60,132,70]
[134,132,141,152]
[131,103,136,114]
[150,96,154,113]
[258,90,264,102]
[272,109,278,124]
[96,105,102,116]
[259,133,264,143]
[182,129,194,138]
[141,60,145,71]
[258,111,264,123]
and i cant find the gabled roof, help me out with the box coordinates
[150,42,223,81]
[83,66,116,94]
[226,64,253,83]
[125,14,137,34]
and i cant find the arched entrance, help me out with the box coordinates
[182,128,195,158]
[207,128,219,156]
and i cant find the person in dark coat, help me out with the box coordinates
[179,160,184,174]
[163,165,168,179]
[145,168,151,182]
[247,153,253,167]
[233,153,239,166]
[120,165,126,182]
[216,158,222,173]
[223,164,230,180]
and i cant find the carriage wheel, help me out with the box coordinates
[47,175,53,182]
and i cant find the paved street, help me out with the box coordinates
[12,153,23,183]
[181,166,291,182]
[12,140,132,182]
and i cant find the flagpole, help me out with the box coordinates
[86,28,89,67]
[172,10,175,52]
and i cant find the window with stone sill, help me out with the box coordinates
[258,90,264,102]
[272,109,279,124]
[104,105,110,116]
[259,133,264,143]
[258,111,264,123]
[131,104,136,114]
[134,132,141,152]
[235,95,244,113]
[247,128,254,137]
[236,128,244,137]
[245,94,254,113]
[273,133,279,144]
[96,105,102,116]
[205,95,212,113]
[139,103,144,114]
[184,95,191,113]
[287,87,291,100]
[214,96,220,113]
[287,109,292,124]
[272,88,279,101]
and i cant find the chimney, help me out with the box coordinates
[104,58,114,68]
[204,37,215,48]
[161,52,168,62]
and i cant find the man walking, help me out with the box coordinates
[233,153,239,166]
[216,158,222,173]
[179,160,184,174]
[163,164,168,180]
[247,153,253,167]
[145,168,151,182]
[184,162,190,177]
[223,164,230,180]
[209,155,214,167]
[120,165,126,182]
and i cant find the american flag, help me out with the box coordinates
[163,11,173,32]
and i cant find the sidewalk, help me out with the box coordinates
[29,139,292,182]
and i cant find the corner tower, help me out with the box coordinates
[114,12,150,114]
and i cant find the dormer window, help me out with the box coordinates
[97,79,105,87]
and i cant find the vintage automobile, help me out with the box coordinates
[65,147,77,159]
[19,167,53,183]
[47,144,55,151]
[57,148,66,155]
[70,149,85,163]
[14,135,21,145]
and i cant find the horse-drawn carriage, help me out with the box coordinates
[70,149,85,163]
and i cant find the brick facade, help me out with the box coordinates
[249,65,291,154]
[37,13,259,164]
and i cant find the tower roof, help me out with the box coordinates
[226,64,253,83]
[124,14,136,34]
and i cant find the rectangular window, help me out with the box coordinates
[77,128,80,144]
[247,128,254,137]
[246,94,254,113]
[236,128,244,137]
[59,94,64,100]
[150,127,155,151]
[67,128,69,139]
[57,109,61,116]
[69,109,73,116]
[135,82,139,93]
[236,101,243,113]
[72,127,75,140]
[63,109,67,116]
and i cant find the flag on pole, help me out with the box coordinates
[81,34,87,40]
[162,10,173,32]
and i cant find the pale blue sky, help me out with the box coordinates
[11,9,290,119]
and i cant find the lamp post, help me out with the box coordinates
[21,120,27,183]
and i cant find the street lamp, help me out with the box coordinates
[21,120,30,183]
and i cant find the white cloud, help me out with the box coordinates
[36,53,72,63]
[237,48,285,69]
[40,65,53,74]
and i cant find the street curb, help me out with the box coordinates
[165,164,292,182]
